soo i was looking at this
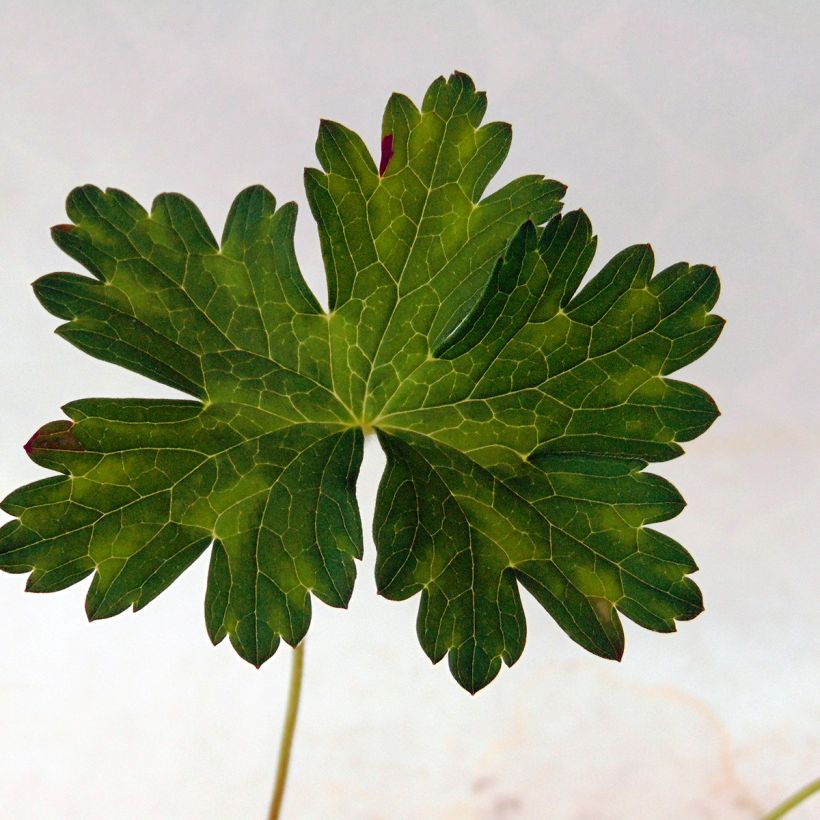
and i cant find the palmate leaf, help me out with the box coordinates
[0,73,723,692]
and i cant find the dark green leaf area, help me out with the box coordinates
[2,399,362,667]
[384,216,722,467]
[1,73,722,690]
[374,431,701,692]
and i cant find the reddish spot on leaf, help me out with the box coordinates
[379,134,394,177]
[51,224,73,233]
[24,420,84,455]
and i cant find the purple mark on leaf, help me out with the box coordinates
[379,134,394,177]
[24,420,83,456]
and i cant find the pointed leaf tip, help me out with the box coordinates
[24,420,83,456]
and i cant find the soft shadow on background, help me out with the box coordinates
[1,2,818,818]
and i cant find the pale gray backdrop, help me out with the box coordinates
[1,2,818,818]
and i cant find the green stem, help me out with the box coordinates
[762,777,820,820]
[268,640,306,820]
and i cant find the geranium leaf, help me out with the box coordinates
[1,72,722,691]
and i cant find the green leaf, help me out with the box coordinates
[1,72,723,691]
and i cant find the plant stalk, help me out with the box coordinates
[268,640,306,820]
[762,776,820,820]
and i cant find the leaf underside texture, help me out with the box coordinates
[0,73,723,692]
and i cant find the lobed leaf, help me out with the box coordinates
[1,73,723,691]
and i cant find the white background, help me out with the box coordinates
[1,2,818,818]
